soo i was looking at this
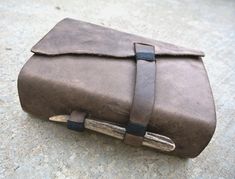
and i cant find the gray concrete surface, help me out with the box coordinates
[0,0,235,178]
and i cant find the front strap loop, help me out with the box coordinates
[67,111,87,132]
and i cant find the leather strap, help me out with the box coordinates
[67,111,87,132]
[124,43,156,146]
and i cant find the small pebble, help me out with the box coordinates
[55,6,61,10]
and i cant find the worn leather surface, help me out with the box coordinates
[124,43,156,146]
[18,18,216,158]
[31,18,204,57]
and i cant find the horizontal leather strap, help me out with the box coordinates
[67,111,87,132]
[126,122,146,136]
[136,52,155,61]
[124,43,156,146]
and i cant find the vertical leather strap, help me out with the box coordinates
[124,43,156,146]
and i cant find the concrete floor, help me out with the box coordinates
[0,0,235,178]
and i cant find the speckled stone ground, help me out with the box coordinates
[0,0,235,178]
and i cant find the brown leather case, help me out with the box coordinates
[18,18,216,158]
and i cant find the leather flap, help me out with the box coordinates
[31,18,204,58]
